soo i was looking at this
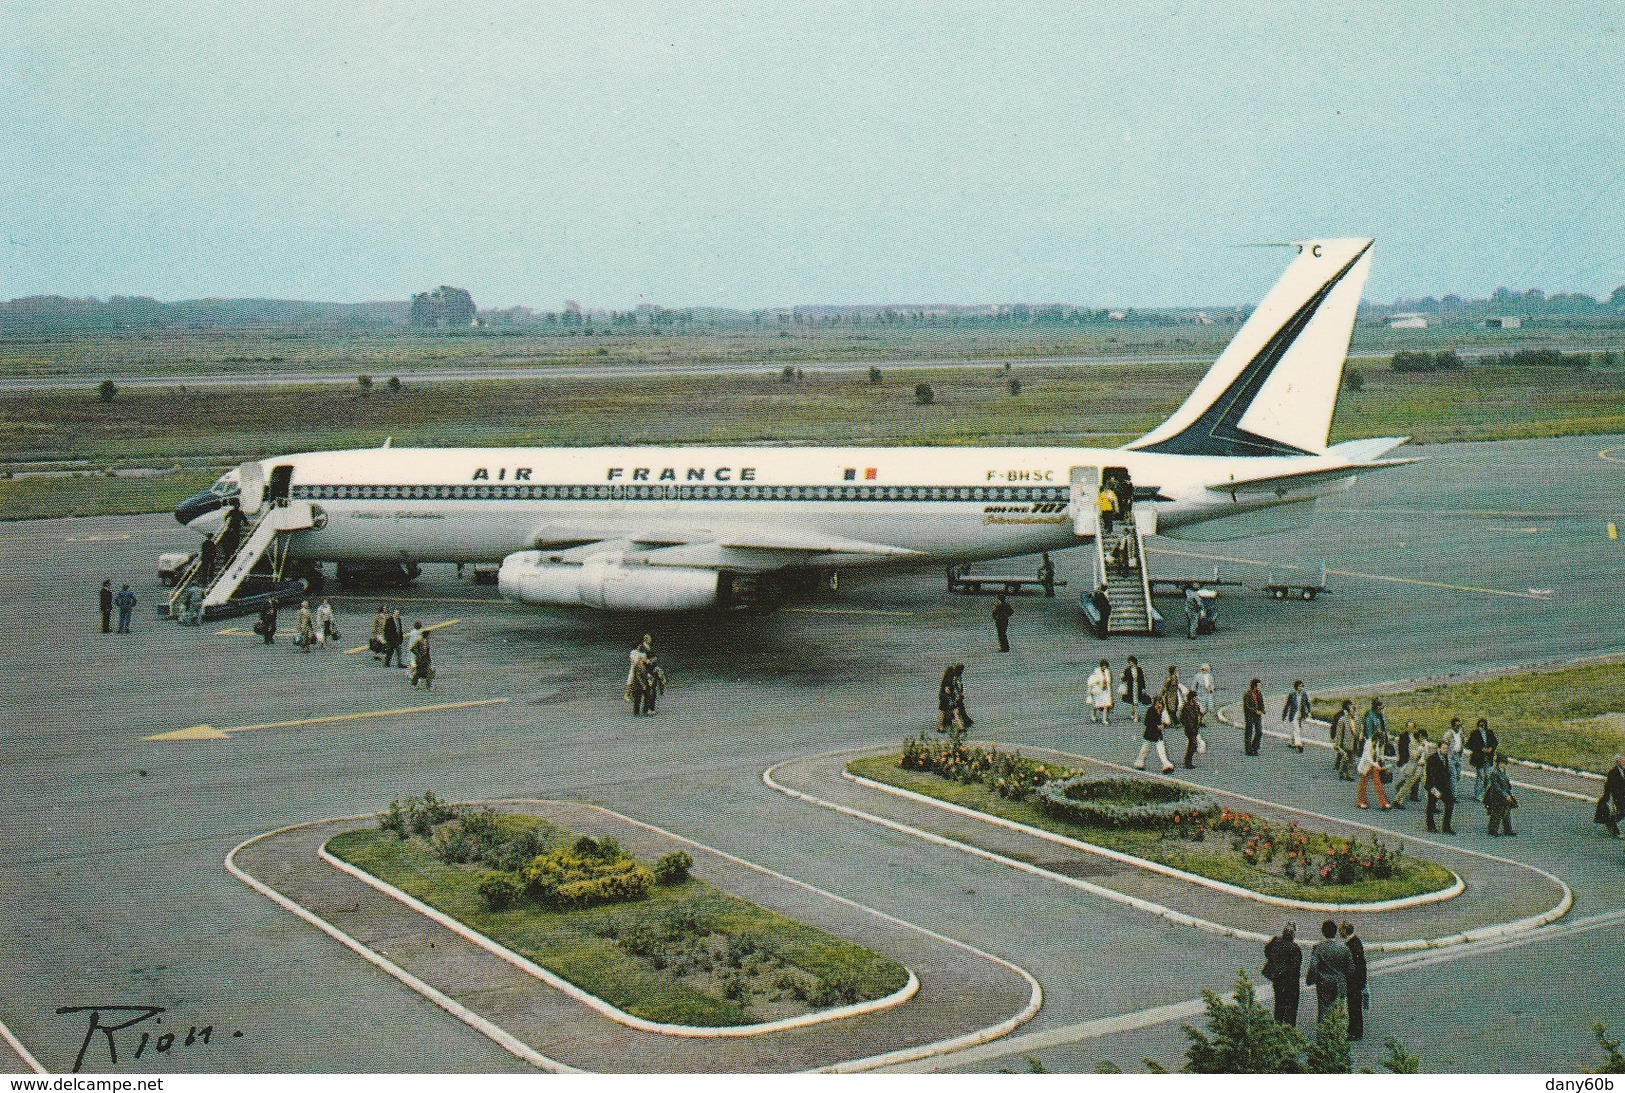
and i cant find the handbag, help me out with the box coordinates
[1119,683,1129,700]
[1197,735,1207,754]
[1380,768,1394,784]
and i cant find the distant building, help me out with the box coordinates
[1481,316,1522,329]
[1388,313,1428,329]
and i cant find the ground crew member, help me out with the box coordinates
[1038,553,1056,598]
[114,584,136,633]
[992,594,1014,652]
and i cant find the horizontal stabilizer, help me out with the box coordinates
[1327,436,1410,462]
[1205,458,1416,496]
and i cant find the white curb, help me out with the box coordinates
[318,841,919,1038]
[842,768,1465,913]
[0,1016,44,1075]
[767,746,1573,953]
[226,822,578,1074]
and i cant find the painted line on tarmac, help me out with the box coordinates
[784,606,915,617]
[215,626,251,635]
[1599,447,1625,463]
[144,696,509,740]
[0,1014,45,1075]
[343,618,461,654]
[887,906,1625,1073]
[1148,545,1550,600]
[326,594,508,605]
[225,823,575,1074]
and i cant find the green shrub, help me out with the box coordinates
[477,872,520,911]
[914,382,933,405]
[1343,368,1364,391]
[654,850,693,885]
[97,379,118,403]
[868,366,882,384]
[521,847,652,909]
[378,799,409,838]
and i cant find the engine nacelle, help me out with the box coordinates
[498,551,721,611]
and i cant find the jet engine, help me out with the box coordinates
[497,551,721,611]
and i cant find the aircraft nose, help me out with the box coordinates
[175,489,222,526]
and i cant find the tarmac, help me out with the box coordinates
[1,432,1622,1073]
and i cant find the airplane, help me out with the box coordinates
[172,238,1411,613]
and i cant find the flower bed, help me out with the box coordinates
[1035,774,1220,830]
[851,747,1455,904]
[330,798,909,1026]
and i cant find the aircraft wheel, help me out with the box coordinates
[1272,588,1285,600]
[1302,588,1315,600]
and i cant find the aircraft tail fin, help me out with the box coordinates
[1128,238,1374,457]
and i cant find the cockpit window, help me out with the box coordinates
[209,478,241,498]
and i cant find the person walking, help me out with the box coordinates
[1281,681,1311,752]
[1086,659,1114,724]
[294,600,315,652]
[1038,552,1056,598]
[383,608,404,667]
[1332,700,1361,781]
[1594,754,1625,838]
[1356,731,1391,810]
[1242,679,1265,756]
[1339,922,1368,1041]
[948,664,972,730]
[1121,657,1148,723]
[1482,754,1516,836]
[1262,924,1303,1026]
[1441,717,1465,797]
[1361,699,1388,755]
[632,653,665,715]
[256,600,278,644]
[409,626,433,690]
[1425,739,1457,834]
[938,664,966,733]
[1134,695,1176,773]
[1391,735,1429,809]
[404,620,424,673]
[198,535,217,584]
[369,605,388,660]
[113,584,136,633]
[1090,584,1112,640]
[1097,482,1118,536]
[1306,919,1351,1025]
[1194,663,1216,720]
[1184,586,1204,640]
[99,580,114,633]
[1160,665,1182,716]
[315,598,335,647]
[625,635,652,701]
[992,594,1014,652]
[1466,717,1499,801]
[1180,687,1204,768]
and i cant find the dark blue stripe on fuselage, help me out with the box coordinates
[290,483,1072,504]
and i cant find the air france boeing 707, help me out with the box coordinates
[173,238,1410,612]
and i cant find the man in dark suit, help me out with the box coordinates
[1306,918,1351,1024]
[383,608,405,667]
[992,594,1014,652]
[1090,585,1112,640]
[1466,717,1499,801]
[99,580,113,633]
[1262,923,1303,1025]
[1426,742,1456,834]
[1340,922,1368,1041]
[1595,754,1625,838]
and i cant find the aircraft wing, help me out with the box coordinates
[529,524,922,570]
[1205,457,1416,496]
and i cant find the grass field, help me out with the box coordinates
[0,469,219,522]
[847,754,1454,904]
[326,822,908,1027]
[1321,661,1625,774]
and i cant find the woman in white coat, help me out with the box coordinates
[1087,659,1114,724]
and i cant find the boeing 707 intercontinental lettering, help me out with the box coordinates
[173,239,1410,612]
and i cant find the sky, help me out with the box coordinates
[3,1,1623,309]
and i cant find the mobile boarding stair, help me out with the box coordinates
[160,465,316,622]
[1075,472,1163,636]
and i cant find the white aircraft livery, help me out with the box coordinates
[174,238,1411,612]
